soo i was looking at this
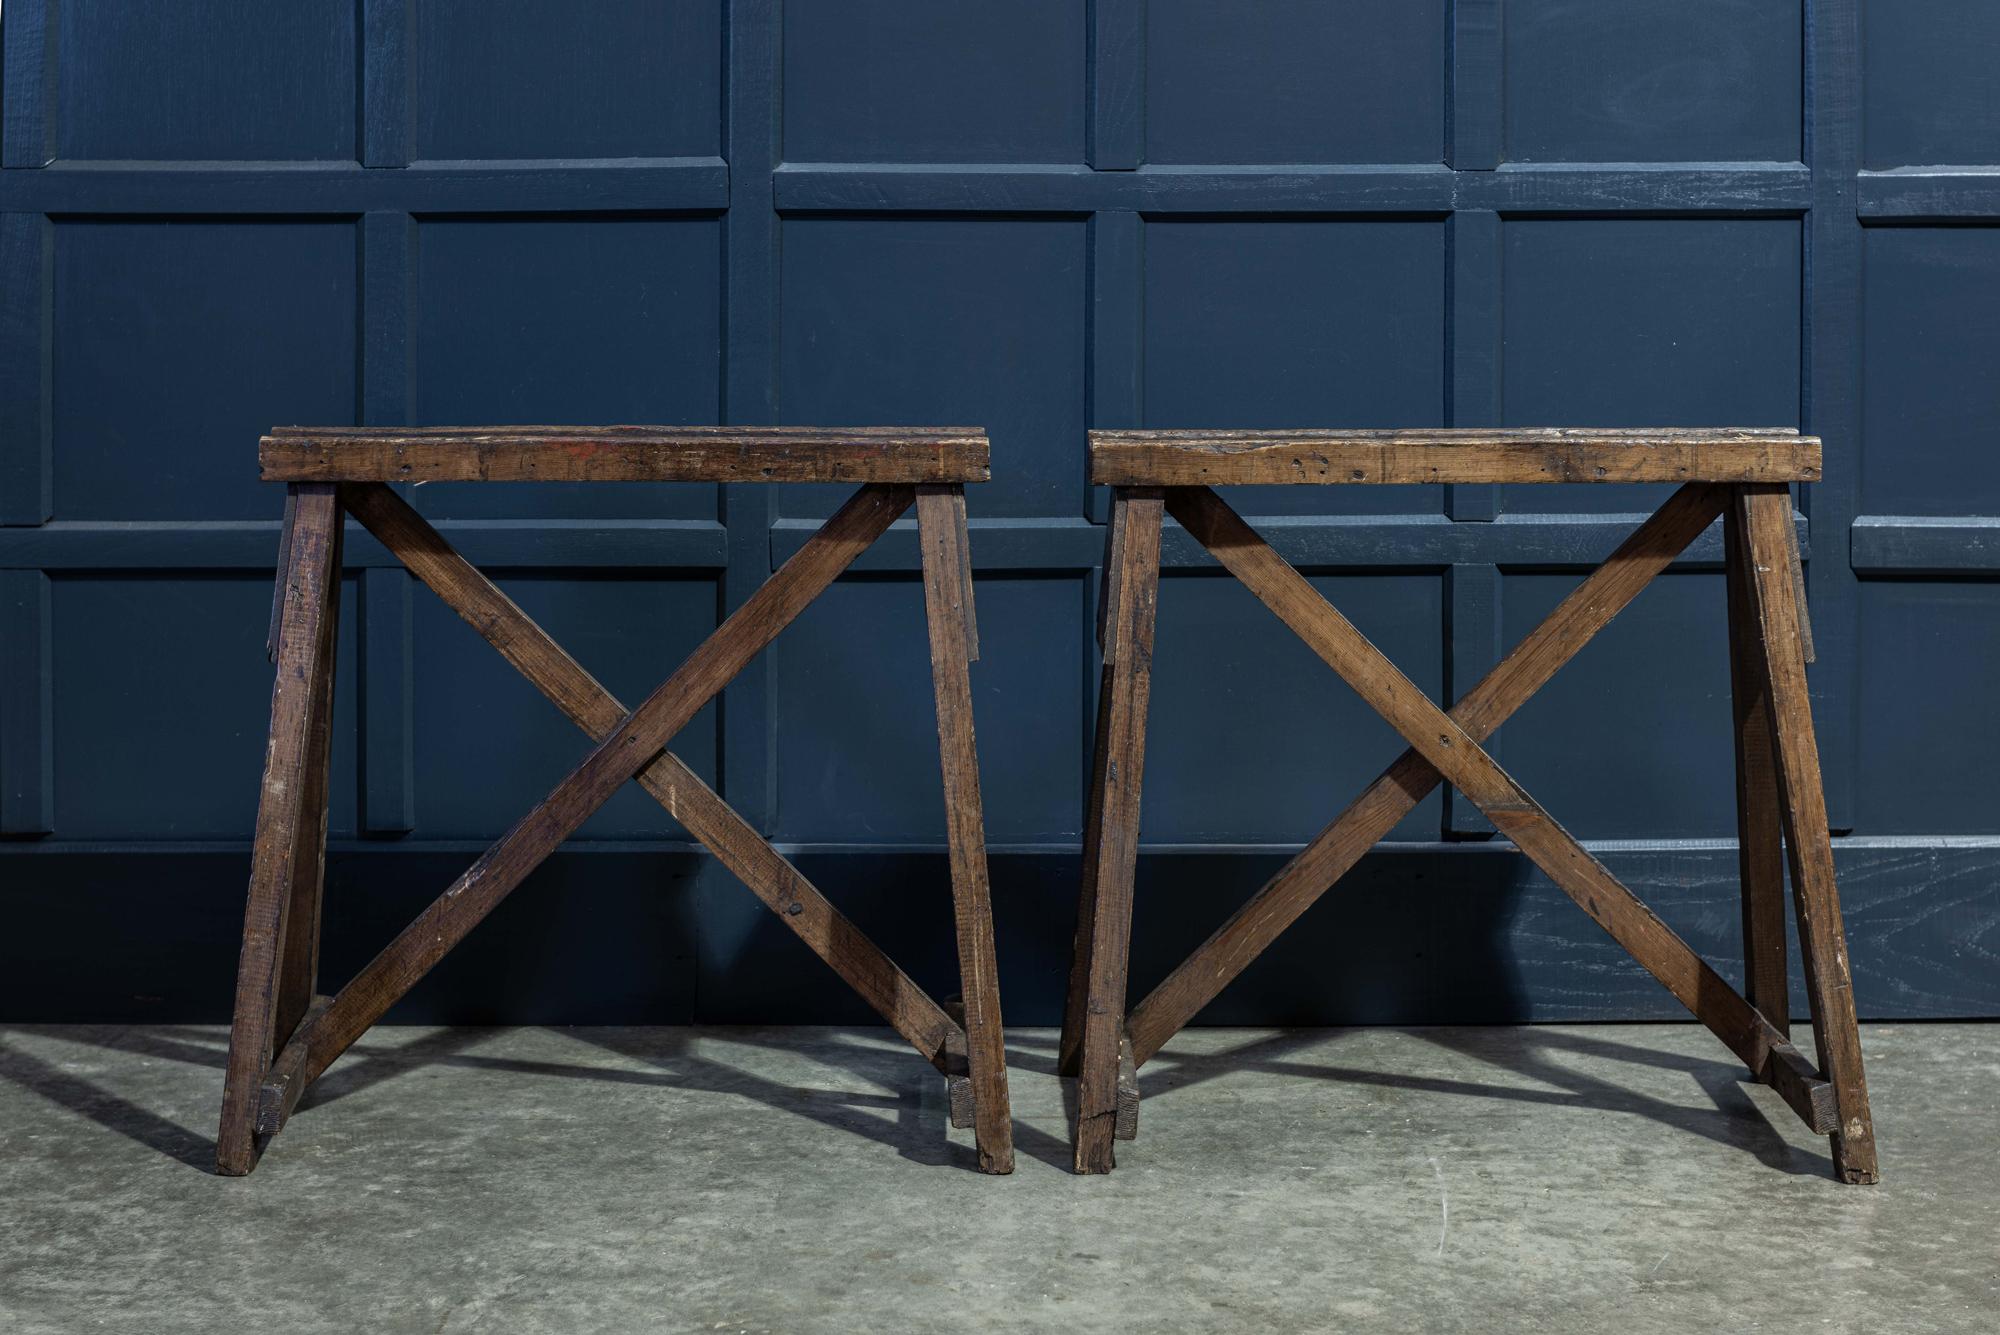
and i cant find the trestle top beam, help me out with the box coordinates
[261,425,990,484]
[1089,427,1819,487]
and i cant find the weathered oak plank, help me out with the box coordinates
[1090,428,1820,486]
[263,426,990,484]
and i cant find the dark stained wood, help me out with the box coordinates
[1738,485,1880,1183]
[264,488,297,662]
[255,993,331,1136]
[272,510,341,1051]
[262,425,990,484]
[1061,493,1149,1078]
[1124,482,1729,1063]
[1072,487,1164,1175]
[916,484,1013,1174]
[338,482,962,1070]
[292,484,911,1092]
[1166,484,1837,1138]
[1089,427,1821,487]
[1725,504,1791,1039]
[216,483,341,1177]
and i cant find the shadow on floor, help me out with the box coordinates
[0,1022,1828,1179]
[1011,1025,1829,1178]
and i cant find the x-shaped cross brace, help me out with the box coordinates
[220,479,1013,1175]
[1062,481,1876,1183]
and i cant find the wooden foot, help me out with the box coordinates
[1070,488,1164,1174]
[1736,486,1879,1184]
[218,483,342,1176]
[917,485,1013,1174]
[1725,503,1791,1042]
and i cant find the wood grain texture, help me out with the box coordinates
[339,482,961,1071]
[272,511,342,1050]
[1089,428,1820,486]
[1126,483,1729,1062]
[292,484,912,1091]
[216,484,341,1176]
[916,485,1013,1173]
[1725,504,1790,1038]
[1738,485,1879,1183]
[1071,488,1164,1174]
[1062,493,1145,1077]
[261,426,990,484]
[1166,485,1833,1137]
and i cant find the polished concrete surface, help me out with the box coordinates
[0,1022,1992,1333]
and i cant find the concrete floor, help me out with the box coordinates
[0,1024,1993,1334]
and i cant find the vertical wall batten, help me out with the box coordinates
[0,213,51,526]
[1446,209,1503,522]
[1805,0,1861,829]
[361,0,411,168]
[1088,210,1143,523]
[0,569,52,834]
[1443,0,1507,826]
[1448,0,1504,171]
[360,565,414,834]
[1089,0,1146,170]
[1446,562,1501,836]
[0,0,52,168]
[722,0,782,826]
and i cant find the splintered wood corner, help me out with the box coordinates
[1064,428,1877,1185]
[219,428,1013,1177]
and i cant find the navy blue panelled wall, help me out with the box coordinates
[2,2,1996,1024]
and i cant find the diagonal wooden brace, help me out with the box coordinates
[279,483,912,1101]
[1735,485,1877,1182]
[1125,482,1729,1064]
[1166,485,1835,1137]
[333,482,963,1074]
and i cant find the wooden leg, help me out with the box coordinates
[1725,502,1790,1042]
[218,483,342,1176]
[1736,486,1879,1184]
[340,482,961,1075]
[916,484,1013,1174]
[1071,487,1164,1173]
[1059,507,1138,1078]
